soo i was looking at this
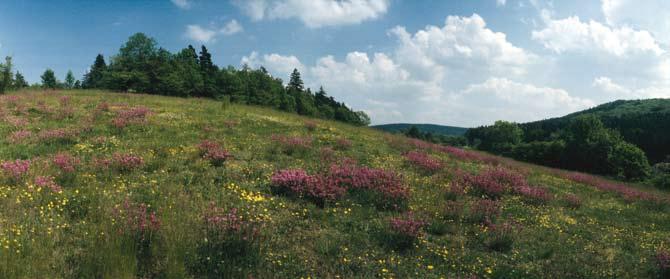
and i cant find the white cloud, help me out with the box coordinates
[221,19,243,35]
[233,0,389,28]
[593,76,670,99]
[184,20,243,43]
[496,0,507,6]
[602,0,670,44]
[185,25,217,43]
[171,0,191,9]
[241,51,305,77]
[532,16,664,56]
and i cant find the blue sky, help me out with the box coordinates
[1,0,669,126]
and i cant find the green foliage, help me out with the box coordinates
[608,141,652,180]
[64,70,75,89]
[466,120,523,153]
[13,71,28,89]
[41,68,58,89]
[83,33,369,126]
[0,56,13,93]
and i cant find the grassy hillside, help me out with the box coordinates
[521,99,670,162]
[373,123,468,136]
[0,90,669,278]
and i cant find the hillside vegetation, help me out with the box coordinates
[0,90,669,278]
[373,124,469,136]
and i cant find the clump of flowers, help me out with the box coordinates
[514,185,553,205]
[270,169,345,207]
[190,204,263,278]
[4,116,28,127]
[270,134,313,155]
[657,248,670,277]
[563,194,582,209]
[463,167,527,199]
[445,181,466,200]
[565,172,662,204]
[334,137,353,150]
[1,159,30,182]
[483,219,521,252]
[7,130,32,143]
[113,199,162,277]
[442,200,465,221]
[111,153,144,172]
[53,153,80,173]
[328,162,409,210]
[437,145,500,165]
[468,199,501,223]
[197,140,232,166]
[112,106,152,129]
[304,120,318,131]
[404,151,443,174]
[385,212,426,251]
[96,101,110,111]
[34,176,62,193]
[38,128,78,143]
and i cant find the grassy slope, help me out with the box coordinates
[0,90,668,278]
[373,123,469,136]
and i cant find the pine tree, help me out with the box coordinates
[41,69,58,89]
[83,54,107,88]
[288,68,304,92]
[199,45,217,97]
[0,56,12,93]
[74,80,81,89]
[65,70,75,89]
[13,71,28,89]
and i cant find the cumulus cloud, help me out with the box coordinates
[184,20,243,43]
[238,14,594,126]
[593,76,670,99]
[171,0,191,9]
[185,25,217,43]
[602,0,670,44]
[233,0,389,28]
[221,19,243,35]
[532,16,663,56]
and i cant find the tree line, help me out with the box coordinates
[465,115,653,181]
[79,33,370,126]
[0,57,29,93]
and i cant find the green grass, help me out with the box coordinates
[0,90,668,278]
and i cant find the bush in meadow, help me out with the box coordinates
[327,163,409,210]
[1,159,30,183]
[189,205,263,278]
[483,219,521,252]
[404,151,442,174]
[108,153,144,172]
[514,185,553,205]
[53,153,80,174]
[7,130,32,143]
[385,212,426,251]
[197,140,232,166]
[657,248,670,278]
[34,176,62,193]
[334,137,353,150]
[563,194,582,209]
[445,181,466,201]
[270,169,345,207]
[468,199,501,223]
[113,199,163,278]
[270,134,312,155]
[443,200,465,222]
[463,167,527,199]
[38,128,78,143]
[112,106,151,129]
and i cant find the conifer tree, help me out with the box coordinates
[65,70,75,89]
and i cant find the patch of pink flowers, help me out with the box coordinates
[404,151,442,173]
[7,130,32,143]
[112,106,152,129]
[34,176,62,193]
[38,128,78,142]
[565,172,664,204]
[514,185,553,205]
[327,162,409,202]
[111,153,144,171]
[563,194,582,209]
[114,199,161,238]
[388,212,426,238]
[469,199,501,223]
[53,153,80,173]
[334,138,353,150]
[657,248,670,274]
[270,169,345,206]
[1,159,30,181]
[271,134,312,154]
[462,167,527,199]
[436,145,500,165]
[197,140,232,166]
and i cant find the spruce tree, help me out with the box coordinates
[65,70,75,89]
[0,57,12,93]
[288,68,304,92]
[83,54,107,88]
[13,71,28,89]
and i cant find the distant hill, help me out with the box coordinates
[521,98,670,163]
[373,123,469,136]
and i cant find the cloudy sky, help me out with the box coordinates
[1,0,669,127]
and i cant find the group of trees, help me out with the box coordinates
[466,115,652,181]
[39,69,82,90]
[0,56,29,93]
[81,33,370,126]
[403,125,466,146]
